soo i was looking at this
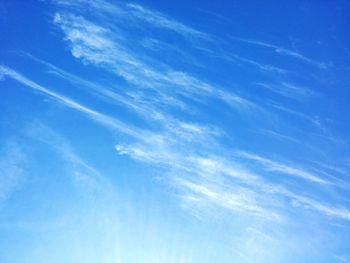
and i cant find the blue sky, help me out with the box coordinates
[1,0,350,262]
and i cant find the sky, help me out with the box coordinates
[1,0,350,262]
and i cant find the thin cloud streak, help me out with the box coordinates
[0,65,143,139]
[176,177,282,221]
[24,53,181,120]
[125,3,209,39]
[226,53,289,74]
[285,190,350,221]
[231,36,327,69]
[25,122,114,193]
[237,151,330,185]
[255,82,316,99]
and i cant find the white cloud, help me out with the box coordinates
[53,11,255,112]
[286,191,350,221]
[237,151,329,185]
[255,81,316,99]
[225,53,289,74]
[175,177,282,221]
[55,0,208,39]
[125,3,208,39]
[230,36,328,69]
[256,129,301,144]
[0,65,144,139]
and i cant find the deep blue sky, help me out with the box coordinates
[1,0,350,262]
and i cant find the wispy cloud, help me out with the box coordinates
[269,103,326,130]
[255,81,316,99]
[115,135,350,222]
[0,65,143,139]
[230,36,328,69]
[176,177,282,221]
[125,3,209,39]
[226,53,289,74]
[140,37,202,67]
[334,255,348,262]
[237,151,329,185]
[310,160,350,178]
[23,53,184,120]
[55,0,208,39]
[54,0,123,15]
[287,191,350,221]
[25,122,114,193]
[245,227,274,241]
[114,138,284,221]
[0,143,25,204]
[255,129,301,144]
[53,11,255,111]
